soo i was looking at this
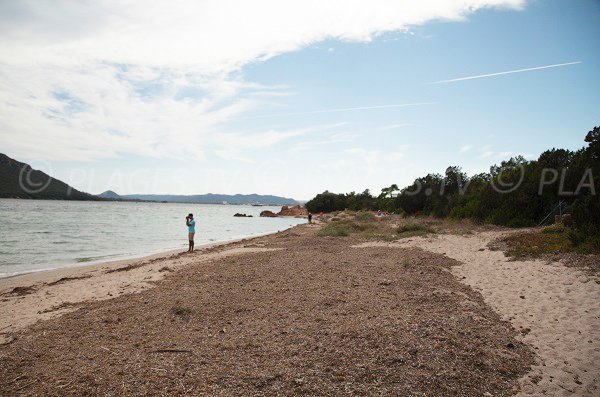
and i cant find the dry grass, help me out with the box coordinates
[396,223,435,238]
[500,224,600,257]
[503,230,573,257]
[491,225,600,274]
[317,212,437,241]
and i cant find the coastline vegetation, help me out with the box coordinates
[316,211,436,241]
[502,224,599,256]
[307,127,600,252]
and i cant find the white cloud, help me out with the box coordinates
[496,151,513,158]
[459,144,473,153]
[389,145,411,161]
[377,123,413,131]
[345,148,380,163]
[479,146,495,158]
[292,132,355,151]
[0,0,527,161]
[251,103,435,119]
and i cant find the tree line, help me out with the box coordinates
[306,126,599,245]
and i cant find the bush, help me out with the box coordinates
[397,223,434,234]
[305,126,600,247]
[317,226,350,237]
[172,306,193,316]
[355,211,377,222]
[317,220,353,237]
[316,216,378,237]
[542,224,566,234]
[395,223,435,239]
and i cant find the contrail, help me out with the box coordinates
[430,61,582,84]
[250,102,436,118]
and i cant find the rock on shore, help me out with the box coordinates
[277,205,308,217]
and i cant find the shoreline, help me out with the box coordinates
[0,228,286,281]
[0,226,300,342]
[1,217,598,395]
[0,220,537,395]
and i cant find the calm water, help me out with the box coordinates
[0,199,305,277]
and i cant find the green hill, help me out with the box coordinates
[0,153,99,200]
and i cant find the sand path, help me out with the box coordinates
[353,231,600,397]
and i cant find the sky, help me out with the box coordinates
[0,0,598,200]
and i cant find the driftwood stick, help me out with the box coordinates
[15,379,36,391]
[57,380,74,389]
[6,375,27,385]
[151,349,193,354]
[99,346,114,354]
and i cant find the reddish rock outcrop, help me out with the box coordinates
[259,210,277,217]
[277,205,308,217]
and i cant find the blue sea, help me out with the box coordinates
[0,199,305,277]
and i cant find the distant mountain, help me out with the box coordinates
[115,193,299,205]
[97,190,122,199]
[0,153,298,205]
[0,153,99,200]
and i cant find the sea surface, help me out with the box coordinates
[0,199,305,278]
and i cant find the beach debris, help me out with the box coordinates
[99,346,114,354]
[151,349,193,354]
[105,263,145,273]
[47,275,91,286]
[4,285,36,296]
[0,215,542,396]
[14,379,37,391]
[171,306,193,316]
[233,213,253,217]
[39,302,79,314]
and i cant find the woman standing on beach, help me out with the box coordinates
[185,213,195,252]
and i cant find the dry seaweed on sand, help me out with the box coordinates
[0,217,534,396]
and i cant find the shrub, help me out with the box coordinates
[317,221,352,237]
[355,211,377,222]
[397,223,434,234]
[542,224,567,234]
[172,306,193,316]
[396,223,435,238]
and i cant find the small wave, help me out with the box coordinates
[76,253,123,263]
[0,266,59,279]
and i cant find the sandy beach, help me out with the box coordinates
[0,235,282,344]
[355,231,600,396]
[1,216,598,396]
